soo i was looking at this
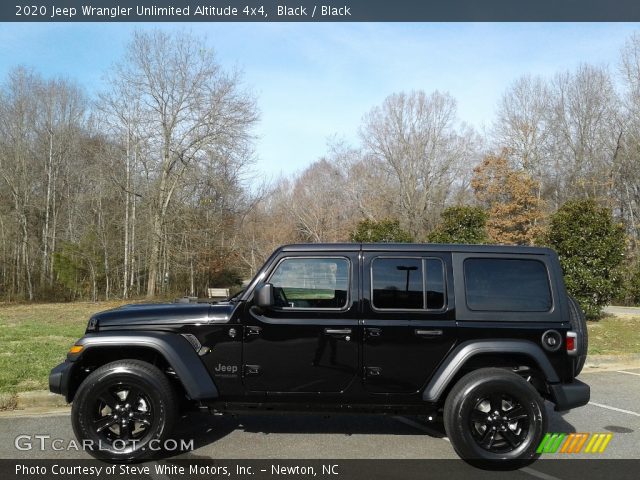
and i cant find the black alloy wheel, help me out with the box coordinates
[444,368,546,469]
[91,382,155,451]
[71,359,178,461]
[468,392,531,453]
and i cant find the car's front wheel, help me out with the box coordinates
[443,368,547,469]
[71,359,178,461]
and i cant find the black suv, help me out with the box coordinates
[50,243,589,466]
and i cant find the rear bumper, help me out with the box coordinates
[49,361,73,401]
[550,379,590,411]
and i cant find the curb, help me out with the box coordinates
[17,390,69,409]
[584,353,640,369]
[0,390,68,412]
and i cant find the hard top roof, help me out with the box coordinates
[278,243,553,255]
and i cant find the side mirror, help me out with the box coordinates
[255,283,274,308]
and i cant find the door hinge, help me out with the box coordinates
[244,364,261,376]
[365,366,382,377]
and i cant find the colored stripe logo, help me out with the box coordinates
[537,433,613,454]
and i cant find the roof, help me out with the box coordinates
[278,243,554,255]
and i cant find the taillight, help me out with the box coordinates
[566,331,578,355]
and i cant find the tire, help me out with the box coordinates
[71,359,178,461]
[567,296,588,375]
[443,368,547,470]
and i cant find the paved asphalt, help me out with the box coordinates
[1,369,639,463]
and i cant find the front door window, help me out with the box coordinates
[269,257,350,309]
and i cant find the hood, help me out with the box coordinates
[88,302,237,329]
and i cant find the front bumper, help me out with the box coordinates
[49,361,73,401]
[550,379,590,411]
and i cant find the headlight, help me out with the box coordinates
[86,316,98,332]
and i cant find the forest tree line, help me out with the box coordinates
[1,29,639,306]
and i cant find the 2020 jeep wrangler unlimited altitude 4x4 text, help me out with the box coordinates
[50,243,589,466]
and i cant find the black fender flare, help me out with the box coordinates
[422,340,559,402]
[71,331,218,400]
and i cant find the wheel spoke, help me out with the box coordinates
[93,416,117,433]
[131,411,151,425]
[119,422,131,441]
[479,428,497,449]
[501,428,521,448]
[470,410,488,424]
[505,405,528,422]
[489,394,503,412]
[125,386,143,403]
[97,391,119,410]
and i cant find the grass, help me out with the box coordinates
[0,301,127,395]
[587,315,640,355]
[0,301,639,399]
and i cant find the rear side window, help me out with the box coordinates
[464,258,552,312]
[372,258,423,309]
[371,257,446,310]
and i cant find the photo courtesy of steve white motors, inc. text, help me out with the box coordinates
[14,463,340,477]
[15,4,352,19]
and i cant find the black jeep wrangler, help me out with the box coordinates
[50,243,589,466]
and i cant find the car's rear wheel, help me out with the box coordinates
[443,368,546,469]
[71,359,178,461]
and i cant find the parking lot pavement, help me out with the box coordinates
[0,369,638,461]
[546,368,640,459]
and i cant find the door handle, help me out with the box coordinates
[365,366,382,377]
[415,329,443,337]
[324,328,352,335]
[366,328,382,337]
[246,326,262,336]
[244,365,260,375]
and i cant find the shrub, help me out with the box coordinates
[546,200,626,319]
[427,206,490,244]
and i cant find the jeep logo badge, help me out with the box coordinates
[214,363,238,376]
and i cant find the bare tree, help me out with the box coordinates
[547,64,621,205]
[328,138,398,222]
[288,159,352,242]
[36,78,86,287]
[0,68,40,300]
[235,179,297,275]
[493,75,552,188]
[360,91,476,237]
[618,33,640,248]
[98,67,145,298]
[103,30,258,297]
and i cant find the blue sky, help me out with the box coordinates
[0,23,638,178]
